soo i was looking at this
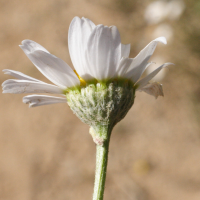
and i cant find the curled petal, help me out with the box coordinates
[125,37,167,83]
[139,82,164,99]
[23,95,67,107]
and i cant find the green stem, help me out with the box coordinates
[92,126,111,200]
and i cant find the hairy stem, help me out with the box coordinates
[92,126,111,200]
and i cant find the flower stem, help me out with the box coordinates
[92,126,111,200]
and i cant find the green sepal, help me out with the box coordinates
[66,79,135,145]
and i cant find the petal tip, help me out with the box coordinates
[155,37,167,45]
[71,16,81,24]
[163,62,175,67]
[21,39,32,45]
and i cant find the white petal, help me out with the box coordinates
[116,57,133,77]
[3,69,44,83]
[121,44,131,58]
[125,37,167,83]
[20,40,80,89]
[136,63,173,90]
[68,17,95,80]
[139,82,164,99]
[20,40,80,88]
[130,62,155,83]
[2,79,63,94]
[20,40,49,54]
[86,25,121,80]
[23,95,67,107]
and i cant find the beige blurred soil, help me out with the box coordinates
[0,0,200,200]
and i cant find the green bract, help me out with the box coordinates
[66,80,135,145]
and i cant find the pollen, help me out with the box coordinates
[74,70,86,87]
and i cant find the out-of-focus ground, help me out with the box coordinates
[0,0,200,200]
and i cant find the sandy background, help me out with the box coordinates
[0,0,200,200]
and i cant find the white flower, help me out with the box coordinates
[2,16,172,107]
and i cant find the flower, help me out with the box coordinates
[2,17,172,108]
[2,17,174,200]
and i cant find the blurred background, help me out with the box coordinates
[0,0,200,199]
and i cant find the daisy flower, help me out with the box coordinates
[2,16,173,200]
[2,17,171,107]
[2,16,173,141]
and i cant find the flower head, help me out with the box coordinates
[2,17,172,142]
